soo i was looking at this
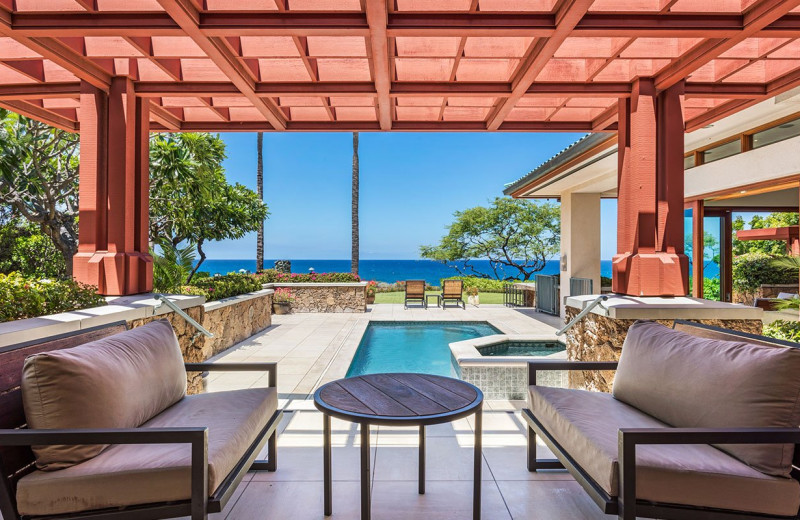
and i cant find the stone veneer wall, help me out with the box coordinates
[128,290,273,393]
[460,365,566,400]
[563,305,763,393]
[268,283,366,313]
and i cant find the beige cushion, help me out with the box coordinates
[530,386,800,516]
[21,320,187,470]
[613,320,800,477]
[16,387,278,516]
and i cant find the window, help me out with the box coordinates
[752,117,800,149]
[701,140,740,164]
[684,154,695,170]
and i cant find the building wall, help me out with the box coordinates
[559,192,602,317]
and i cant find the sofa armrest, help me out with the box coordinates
[528,360,618,386]
[0,427,209,519]
[185,362,278,388]
[616,427,800,520]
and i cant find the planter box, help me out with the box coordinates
[263,282,367,313]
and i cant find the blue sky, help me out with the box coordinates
[204,132,620,260]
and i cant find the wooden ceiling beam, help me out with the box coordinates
[156,0,286,130]
[0,100,78,131]
[149,102,182,130]
[366,0,391,130]
[486,0,595,131]
[654,0,800,91]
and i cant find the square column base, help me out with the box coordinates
[74,251,153,296]
[612,252,689,296]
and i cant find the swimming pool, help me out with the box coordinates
[478,340,565,357]
[346,321,501,378]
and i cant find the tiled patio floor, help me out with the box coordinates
[196,305,609,519]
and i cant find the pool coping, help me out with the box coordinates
[450,333,566,367]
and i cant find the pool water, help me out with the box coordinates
[346,321,501,378]
[478,340,565,357]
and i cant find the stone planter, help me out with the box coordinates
[272,301,291,315]
[366,294,376,304]
[468,295,480,306]
[263,282,368,312]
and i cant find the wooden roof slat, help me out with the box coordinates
[157,0,287,129]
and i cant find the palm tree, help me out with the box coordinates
[351,132,359,276]
[256,132,264,272]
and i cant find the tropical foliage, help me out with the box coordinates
[421,198,560,281]
[0,272,106,322]
[0,112,80,276]
[763,320,800,343]
[0,218,66,278]
[732,252,798,301]
[149,133,269,282]
[152,240,197,293]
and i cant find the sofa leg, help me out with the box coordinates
[527,426,537,472]
[267,429,278,471]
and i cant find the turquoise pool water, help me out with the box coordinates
[346,321,501,378]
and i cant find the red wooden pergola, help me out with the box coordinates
[2,0,799,295]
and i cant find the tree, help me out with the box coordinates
[0,111,79,276]
[149,133,269,282]
[256,132,264,272]
[421,197,560,280]
[685,230,720,269]
[351,132,359,276]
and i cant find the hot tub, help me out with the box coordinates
[449,335,568,400]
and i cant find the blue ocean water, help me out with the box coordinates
[199,258,720,284]
[346,321,501,378]
[200,258,619,284]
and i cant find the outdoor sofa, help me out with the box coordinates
[524,319,800,520]
[0,319,282,520]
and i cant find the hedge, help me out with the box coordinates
[0,272,106,322]
[257,269,361,283]
[732,252,797,295]
[440,276,510,293]
[178,273,263,302]
[763,320,800,343]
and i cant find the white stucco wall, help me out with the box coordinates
[685,135,800,199]
[560,192,602,318]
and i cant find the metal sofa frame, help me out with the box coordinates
[522,320,800,520]
[0,321,283,520]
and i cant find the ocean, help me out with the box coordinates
[199,258,721,285]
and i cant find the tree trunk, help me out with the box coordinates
[351,132,359,276]
[187,239,206,284]
[256,131,264,272]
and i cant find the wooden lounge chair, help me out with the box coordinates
[404,280,427,309]
[440,279,465,309]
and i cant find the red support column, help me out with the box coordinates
[612,78,689,296]
[691,200,704,298]
[73,79,153,296]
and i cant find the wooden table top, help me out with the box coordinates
[314,373,482,425]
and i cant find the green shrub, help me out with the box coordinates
[763,320,800,343]
[440,276,509,293]
[257,269,361,283]
[0,272,106,322]
[733,252,797,300]
[600,276,612,287]
[178,273,263,302]
[0,221,65,278]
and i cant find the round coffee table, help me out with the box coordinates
[313,373,484,520]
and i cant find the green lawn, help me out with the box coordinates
[373,291,505,305]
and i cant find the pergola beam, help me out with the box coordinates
[486,0,595,131]
[366,0,391,130]
[156,0,287,130]
[654,0,800,91]
[0,100,77,131]
[4,12,800,38]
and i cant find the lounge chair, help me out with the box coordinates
[404,279,427,309]
[440,279,465,309]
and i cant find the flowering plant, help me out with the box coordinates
[366,281,377,296]
[273,287,296,303]
[468,286,479,296]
